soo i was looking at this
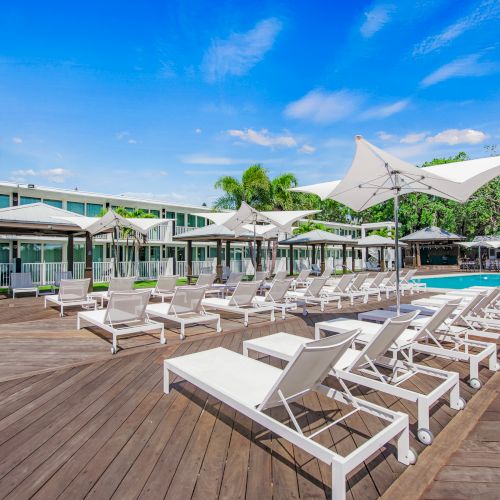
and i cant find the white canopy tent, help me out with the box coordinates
[291,135,500,313]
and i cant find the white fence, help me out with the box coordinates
[0,263,13,287]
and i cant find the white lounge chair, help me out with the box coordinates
[292,268,312,290]
[324,274,368,305]
[146,285,221,339]
[10,272,38,298]
[349,272,381,302]
[51,270,73,293]
[252,279,296,319]
[286,277,339,314]
[211,271,245,297]
[45,278,97,316]
[196,273,217,287]
[89,276,136,308]
[316,300,498,390]
[243,311,464,445]
[400,269,425,294]
[202,281,275,326]
[77,290,164,354]
[151,275,179,302]
[164,332,415,500]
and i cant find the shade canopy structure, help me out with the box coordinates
[280,229,356,245]
[356,235,407,247]
[174,224,273,242]
[55,209,164,236]
[400,226,465,243]
[290,135,500,313]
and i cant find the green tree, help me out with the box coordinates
[293,221,331,235]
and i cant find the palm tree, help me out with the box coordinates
[214,164,271,210]
[270,173,299,210]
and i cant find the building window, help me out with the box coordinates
[0,194,10,208]
[150,209,160,218]
[44,243,63,262]
[0,243,10,263]
[43,199,63,209]
[86,203,103,217]
[196,216,206,228]
[93,245,104,262]
[176,213,185,227]
[188,214,196,227]
[166,211,175,219]
[67,201,85,215]
[21,243,42,263]
[20,196,41,205]
[150,246,160,261]
[73,244,85,262]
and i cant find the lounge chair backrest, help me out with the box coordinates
[450,291,487,324]
[254,271,267,283]
[369,272,387,288]
[273,270,288,281]
[350,273,368,290]
[335,274,355,292]
[481,287,500,311]
[196,273,216,287]
[259,330,358,411]
[58,278,90,301]
[170,286,206,315]
[416,300,461,341]
[10,272,34,289]
[222,267,231,281]
[228,281,259,307]
[104,290,151,325]
[348,312,419,371]
[296,269,311,282]
[321,266,333,278]
[403,269,417,282]
[226,272,244,286]
[54,271,73,286]
[109,276,136,293]
[305,277,328,297]
[265,279,292,303]
[385,272,396,286]
[156,275,178,293]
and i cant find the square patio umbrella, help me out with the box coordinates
[291,135,500,313]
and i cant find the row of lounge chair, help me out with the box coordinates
[165,285,500,498]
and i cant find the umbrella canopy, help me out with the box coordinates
[356,235,407,247]
[173,223,274,241]
[55,209,164,236]
[280,229,356,245]
[400,226,465,242]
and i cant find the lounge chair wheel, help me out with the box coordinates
[407,447,418,465]
[457,397,466,410]
[244,321,248,327]
[417,428,434,445]
[469,378,482,390]
[111,346,117,354]
[160,338,166,345]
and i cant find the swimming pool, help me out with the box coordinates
[412,273,500,289]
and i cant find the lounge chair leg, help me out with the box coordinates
[180,324,185,340]
[244,313,249,327]
[271,309,275,322]
[163,366,170,394]
[111,336,117,354]
[331,465,346,500]
[396,421,412,465]
[216,317,222,333]
[160,326,166,345]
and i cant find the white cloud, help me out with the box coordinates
[127,138,138,144]
[9,167,72,184]
[284,89,363,124]
[400,132,428,144]
[376,131,396,141]
[421,54,498,87]
[195,128,202,134]
[116,131,139,144]
[202,17,282,82]
[361,99,409,119]
[228,128,296,148]
[360,4,396,38]
[298,144,316,154]
[12,137,23,144]
[180,154,249,165]
[413,0,500,56]
[426,128,488,145]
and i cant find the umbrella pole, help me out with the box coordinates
[394,182,401,315]
[253,217,257,273]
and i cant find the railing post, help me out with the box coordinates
[85,232,94,290]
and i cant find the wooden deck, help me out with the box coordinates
[0,292,498,499]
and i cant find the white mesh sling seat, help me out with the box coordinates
[347,272,381,303]
[146,285,221,340]
[252,279,297,319]
[45,278,97,316]
[244,311,464,446]
[286,277,339,314]
[151,275,179,302]
[89,276,136,308]
[291,268,312,290]
[195,272,219,296]
[164,332,414,500]
[318,300,498,390]
[10,272,38,299]
[77,290,164,354]
[400,269,426,294]
[51,270,73,293]
[202,281,275,326]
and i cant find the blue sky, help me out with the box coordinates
[0,0,499,206]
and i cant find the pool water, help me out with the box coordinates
[413,273,500,289]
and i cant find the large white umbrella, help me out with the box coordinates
[195,202,319,269]
[291,135,500,312]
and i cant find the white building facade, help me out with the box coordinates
[0,182,393,285]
